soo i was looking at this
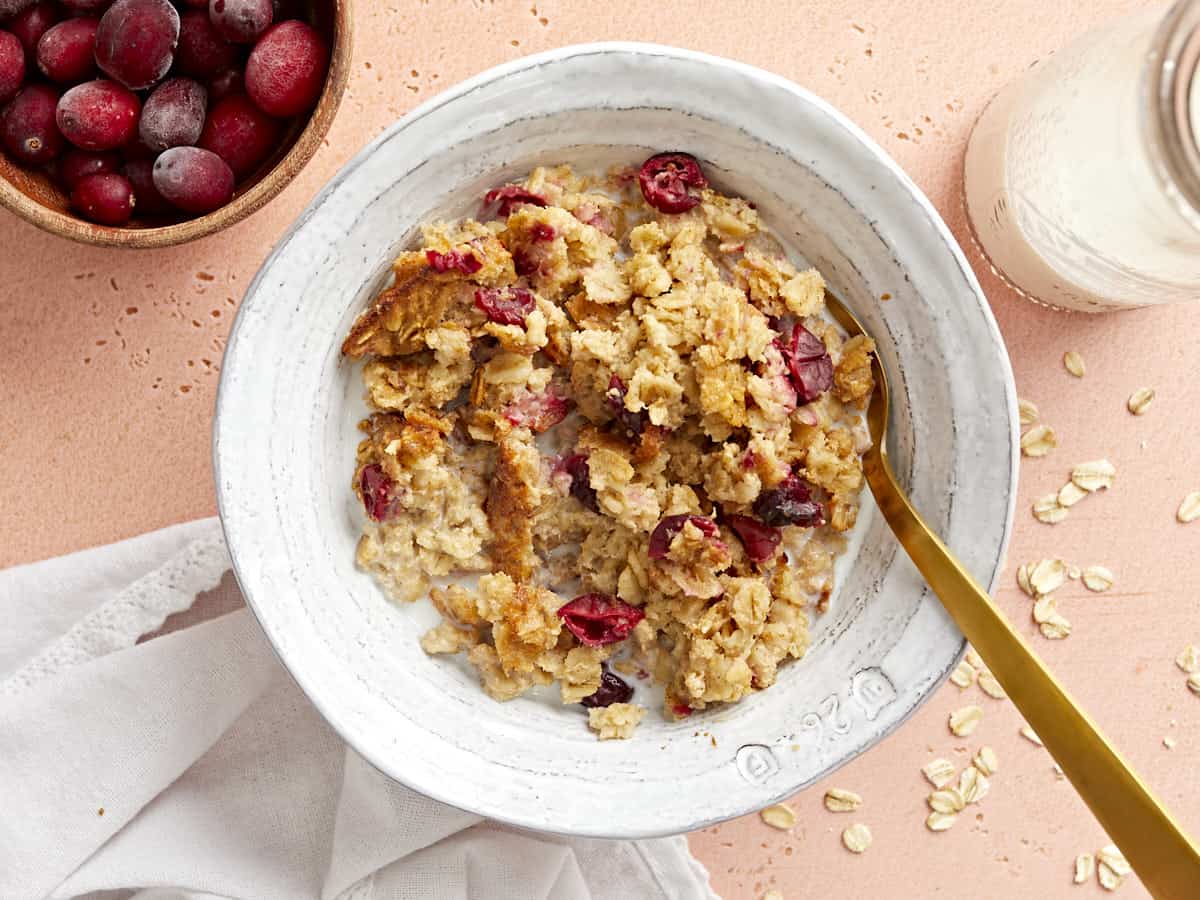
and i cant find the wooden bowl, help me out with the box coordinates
[0,0,352,249]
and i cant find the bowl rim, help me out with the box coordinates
[215,41,1020,838]
[0,0,353,250]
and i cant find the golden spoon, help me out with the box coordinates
[823,291,1200,897]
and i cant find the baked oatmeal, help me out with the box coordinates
[342,152,875,740]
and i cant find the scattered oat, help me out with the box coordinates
[1164,736,1178,749]
[922,758,957,789]
[1074,852,1095,884]
[762,891,784,900]
[1020,725,1044,746]
[928,788,965,814]
[824,788,863,813]
[1016,563,1034,596]
[1097,844,1130,890]
[978,670,1007,700]
[1127,387,1154,416]
[925,811,957,832]
[1019,398,1040,426]
[965,648,985,670]
[1030,558,1068,595]
[1187,673,1200,696]
[1021,424,1058,457]
[1058,482,1088,508]
[1178,492,1200,524]
[1040,613,1073,640]
[1067,564,1082,580]
[1081,565,1114,593]
[1071,459,1116,492]
[1063,350,1086,378]
[974,746,999,776]
[760,803,796,830]
[957,766,989,804]
[949,705,983,737]
[1176,645,1200,674]
[1033,594,1059,625]
[841,823,872,854]
[950,660,977,688]
[1033,494,1069,524]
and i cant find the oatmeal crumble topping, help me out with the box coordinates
[341,155,873,737]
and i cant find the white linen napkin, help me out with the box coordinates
[0,519,718,900]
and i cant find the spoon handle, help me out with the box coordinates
[865,451,1200,898]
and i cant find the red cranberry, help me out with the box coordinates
[637,151,707,214]
[580,668,634,708]
[780,324,833,404]
[57,79,140,150]
[179,0,208,6]
[473,285,534,325]
[139,77,207,151]
[175,9,236,78]
[244,19,327,117]
[511,248,536,277]
[672,703,694,717]
[36,16,98,82]
[556,453,598,512]
[359,463,396,521]
[0,0,37,18]
[122,156,172,214]
[58,147,120,188]
[152,145,233,213]
[197,91,280,177]
[606,374,648,437]
[425,248,481,275]
[208,0,272,43]
[648,514,720,560]
[60,0,112,10]
[530,222,555,242]
[8,3,60,65]
[95,0,180,90]
[482,184,546,217]
[557,594,645,647]
[71,172,134,224]
[206,66,242,101]
[0,29,25,104]
[502,386,570,433]
[724,514,782,563]
[1,83,63,164]
[752,473,825,528]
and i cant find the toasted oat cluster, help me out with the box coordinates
[342,154,875,739]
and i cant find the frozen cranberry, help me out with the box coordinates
[8,3,59,65]
[180,0,208,6]
[473,285,534,325]
[60,0,113,11]
[244,19,327,117]
[752,473,825,528]
[425,248,481,275]
[139,77,206,151]
[359,463,396,521]
[638,151,707,214]
[0,0,38,15]
[36,16,98,82]
[580,668,634,708]
[121,156,172,214]
[71,172,134,224]
[206,66,242,101]
[175,9,236,78]
[58,147,120,188]
[606,374,648,437]
[208,0,271,43]
[503,386,570,433]
[558,453,598,512]
[0,29,24,104]
[152,145,233,212]
[780,324,833,404]
[197,92,279,177]
[558,594,644,647]
[648,514,720,560]
[724,514,782,563]
[482,184,546,217]
[57,79,140,150]
[1,83,63,164]
[95,0,180,90]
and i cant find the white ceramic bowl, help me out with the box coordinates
[215,43,1018,838]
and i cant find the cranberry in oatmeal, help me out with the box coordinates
[342,155,875,739]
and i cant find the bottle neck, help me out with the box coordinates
[1146,0,1200,229]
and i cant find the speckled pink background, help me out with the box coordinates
[3,1,1199,897]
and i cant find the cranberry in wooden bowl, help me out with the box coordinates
[0,0,350,247]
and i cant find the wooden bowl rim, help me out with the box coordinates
[0,0,353,250]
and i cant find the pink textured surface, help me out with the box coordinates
[2,1,1197,897]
